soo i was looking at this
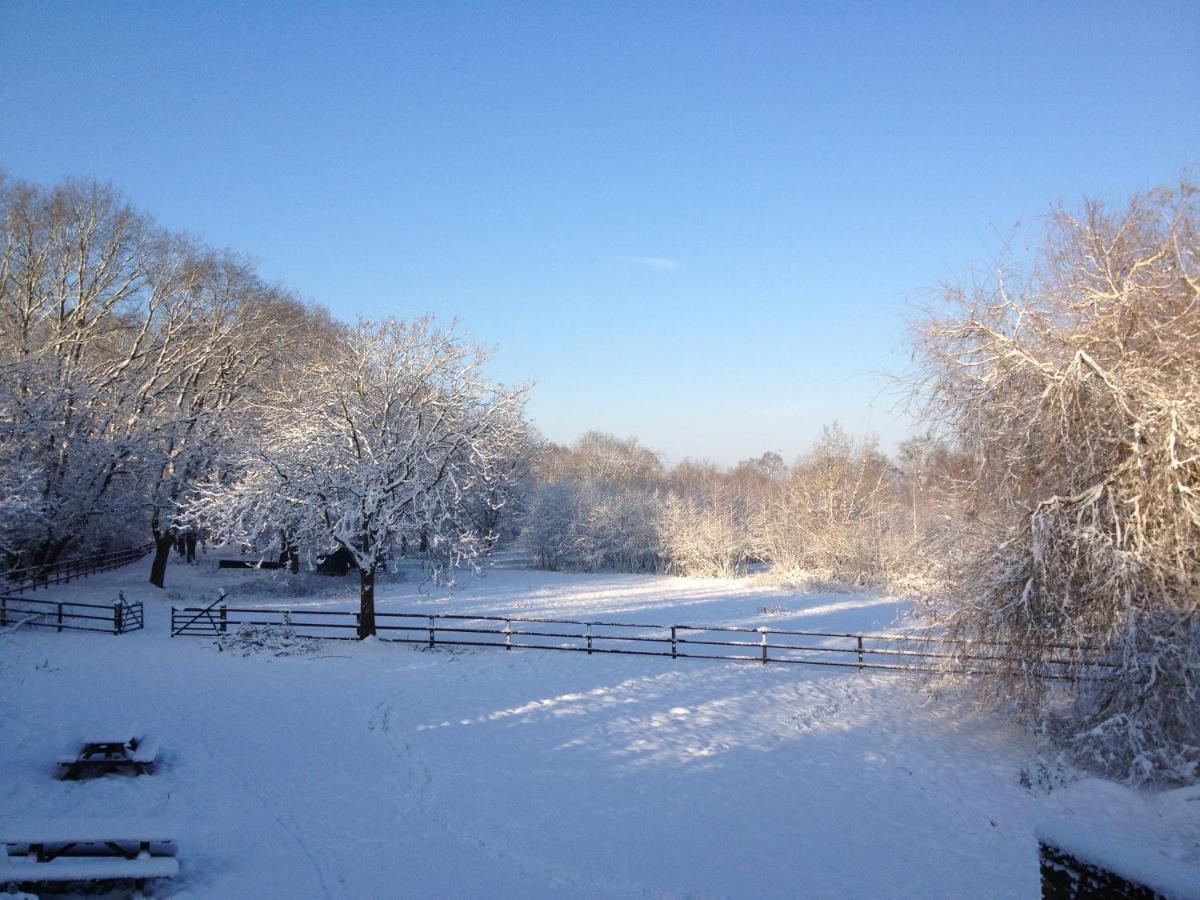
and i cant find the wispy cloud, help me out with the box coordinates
[747,402,809,418]
[614,256,681,271]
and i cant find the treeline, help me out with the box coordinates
[520,426,959,587]
[0,174,320,581]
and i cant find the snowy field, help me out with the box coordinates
[1,554,1186,898]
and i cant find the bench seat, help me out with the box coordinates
[1,852,179,883]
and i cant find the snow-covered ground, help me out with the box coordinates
[2,554,1193,898]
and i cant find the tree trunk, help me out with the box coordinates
[32,538,69,588]
[279,531,299,573]
[149,533,175,588]
[358,565,377,638]
[185,531,197,564]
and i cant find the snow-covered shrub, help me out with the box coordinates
[521,433,664,573]
[523,480,584,570]
[753,426,914,587]
[659,492,751,578]
[215,619,321,657]
[912,182,1200,784]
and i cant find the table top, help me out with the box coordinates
[80,736,135,747]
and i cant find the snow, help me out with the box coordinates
[2,552,1194,898]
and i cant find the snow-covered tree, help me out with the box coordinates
[187,317,529,637]
[911,181,1200,783]
[140,253,321,586]
[457,428,539,551]
[0,176,175,572]
[0,174,318,587]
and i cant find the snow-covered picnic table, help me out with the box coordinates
[1036,780,1200,900]
[57,730,159,779]
[0,817,179,888]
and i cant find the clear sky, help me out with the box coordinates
[3,1,1197,465]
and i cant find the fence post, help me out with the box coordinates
[760,628,768,665]
[856,635,864,672]
[113,601,123,635]
[504,619,511,650]
[428,616,435,649]
[57,602,63,632]
[671,626,677,659]
[1,596,6,628]
[219,605,227,635]
[586,623,592,655]
[170,607,176,638]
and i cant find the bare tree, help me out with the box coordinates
[911,181,1200,783]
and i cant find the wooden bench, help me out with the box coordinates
[57,733,160,779]
[1,820,178,892]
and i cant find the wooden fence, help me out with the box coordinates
[1,595,145,635]
[169,605,1113,678]
[3,543,155,593]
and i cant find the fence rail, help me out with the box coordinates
[3,543,155,593]
[1,595,145,635]
[170,605,1115,678]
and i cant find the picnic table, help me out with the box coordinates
[0,818,179,891]
[57,731,160,779]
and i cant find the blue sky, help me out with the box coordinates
[3,1,1197,465]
